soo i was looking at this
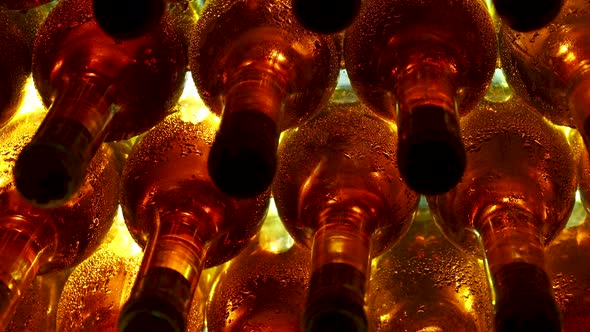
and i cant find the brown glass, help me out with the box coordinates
[0,7,47,128]
[190,0,340,198]
[428,97,577,332]
[543,144,590,331]
[0,112,121,329]
[273,102,419,332]
[118,114,270,332]
[500,0,590,146]
[344,0,496,195]
[207,213,311,332]
[13,0,188,208]
[366,202,494,332]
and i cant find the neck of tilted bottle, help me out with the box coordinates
[394,62,465,195]
[304,205,373,332]
[0,215,54,330]
[119,211,207,332]
[479,209,561,332]
[208,67,285,197]
[569,74,590,148]
[14,73,114,208]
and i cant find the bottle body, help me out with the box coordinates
[499,0,590,137]
[428,96,576,331]
[119,113,270,331]
[344,0,496,194]
[274,101,419,331]
[190,0,339,197]
[367,201,494,332]
[0,112,121,329]
[0,6,47,128]
[207,209,310,332]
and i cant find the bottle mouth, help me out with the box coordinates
[293,0,361,34]
[397,105,466,195]
[118,296,185,332]
[208,109,278,198]
[13,142,83,208]
[93,0,166,39]
[493,262,562,332]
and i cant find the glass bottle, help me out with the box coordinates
[545,141,590,332]
[0,111,121,329]
[190,0,340,198]
[428,96,577,331]
[0,5,48,128]
[13,0,189,208]
[344,0,497,195]
[56,209,220,332]
[207,201,310,332]
[3,269,70,332]
[118,113,270,332]
[499,0,590,147]
[292,0,361,34]
[273,101,419,331]
[366,198,494,332]
[492,0,564,31]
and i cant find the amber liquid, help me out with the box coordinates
[274,101,419,331]
[367,202,494,332]
[344,0,496,195]
[190,0,339,197]
[499,0,590,137]
[56,213,218,332]
[428,96,576,331]
[0,111,121,328]
[119,113,269,331]
[207,212,310,332]
[0,7,46,128]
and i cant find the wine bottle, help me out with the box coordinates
[499,0,590,146]
[344,0,496,195]
[118,113,270,332]
[207,203,310,332]
[13,0,188,208]
[493,0,563,32]
[428,96,577,332]
[190,0,340,197]
[93,0,165,39]
[292,0,361,34]
[366,198,494,332]
[4,269,70,332]
[57,210,220,332]
[0,111,121,329]
[0,0,53,10]
[273,101,419,332]
[0,6,48,128]
[543,142,590,331]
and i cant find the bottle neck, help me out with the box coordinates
[0,215,53,330]
[479,209,545,273]
[304,207,372,332]
[394,63,465,195]
[119,212,207,332]
[479,209,561,331]
[208,67,285,197]
[569,75,590,148]
[14,73,114,207]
